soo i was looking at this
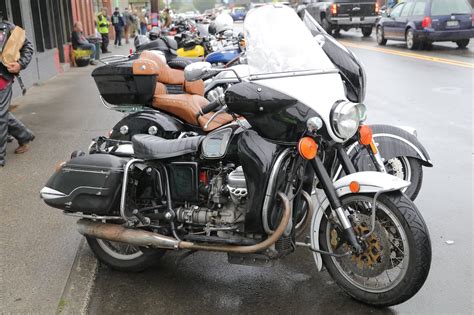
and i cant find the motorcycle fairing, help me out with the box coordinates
[225,82,327,144]
[237,130,282,233]
[205,48,240,64]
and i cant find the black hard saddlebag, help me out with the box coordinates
[92,59,156,106]
[40,154,128,215]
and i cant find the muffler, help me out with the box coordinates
[77,192,291,254]
[77,219,180,249]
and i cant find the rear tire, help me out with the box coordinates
[456,39,469,48]
[86,236,166,272]
[362,27,373,37]
[406,29,419,50]
[376,26,387,45]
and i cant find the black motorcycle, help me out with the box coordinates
[41,6,431,307]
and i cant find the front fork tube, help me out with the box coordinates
[310,157,363,254]
[367,141,387,173]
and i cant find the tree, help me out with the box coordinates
[150,0,166,12]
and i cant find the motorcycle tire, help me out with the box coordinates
[385,157,423,201]
[86,236,166,272]
[319,192,431,307]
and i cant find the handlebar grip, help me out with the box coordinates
[200,100,221,115]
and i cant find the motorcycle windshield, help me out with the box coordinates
[244,5,335,76]
[302,10,366,102]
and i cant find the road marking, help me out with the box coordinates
[339,41,474,69]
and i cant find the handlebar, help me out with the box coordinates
[200,100,221,116]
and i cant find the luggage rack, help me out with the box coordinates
[98,54,131,65]
[100,96,147,113]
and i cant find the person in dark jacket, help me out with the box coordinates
[71,21,97,65]
[0,13,35,167]
[111,7,125,46]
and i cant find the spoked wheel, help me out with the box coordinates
[319,192,431,306]
[384,156,423,201]
[86,236,166,272]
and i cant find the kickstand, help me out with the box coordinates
[175,250,197,265]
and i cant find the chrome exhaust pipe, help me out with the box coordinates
[77,219,180,250]
[77,191,291,254]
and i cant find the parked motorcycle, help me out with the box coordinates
[41,6,431,307]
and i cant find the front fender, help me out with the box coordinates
[348,124,433,170]
[310,171,410,271]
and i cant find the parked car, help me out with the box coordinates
[231,7,247,21]
[298,0,380,37]
[376,0,474,49]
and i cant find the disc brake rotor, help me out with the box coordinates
[331,213,391,278]
[386,158,405,179]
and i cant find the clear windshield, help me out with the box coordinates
[244,5,335,76]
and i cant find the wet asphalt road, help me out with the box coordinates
[87,31,473,314]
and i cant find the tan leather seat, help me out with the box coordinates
[152,94,234,132]
[139,50,205,96]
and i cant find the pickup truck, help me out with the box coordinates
[297,0,380,37]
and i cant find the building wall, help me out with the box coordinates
[2,0,97,99]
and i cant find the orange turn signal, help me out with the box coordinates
[55,161,66,172]
[349,181,360,193]
[298,137,318,160]
[359,125,373,146]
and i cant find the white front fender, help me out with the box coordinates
[310,172,410,271]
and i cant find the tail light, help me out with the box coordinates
[375,3,379,13]
[422,16,432,29]
[471,14,474,27]
[331,4,338,15]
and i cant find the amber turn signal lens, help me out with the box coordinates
[298,137,318,160]
[359,125,373,146]
[349,181,360,193]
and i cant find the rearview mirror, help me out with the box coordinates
[184,62,213,81]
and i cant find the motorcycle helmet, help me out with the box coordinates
[214,13,233,35]
[208,21,217,35]
[134,35,150,50]
[149,26,161,40]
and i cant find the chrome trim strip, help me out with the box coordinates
[40,187,66,200]
[262,148,292,234]
[250,69,339,81]
[64,212,123,221]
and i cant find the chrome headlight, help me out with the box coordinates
[331,101,366,139]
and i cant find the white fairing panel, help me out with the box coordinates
[256,73,347,142]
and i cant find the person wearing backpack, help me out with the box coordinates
[0,12,35,167]
[111,7,125,47]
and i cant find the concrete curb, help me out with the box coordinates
[56,238,98,315]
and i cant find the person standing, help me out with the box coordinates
[0,13,35,167]
[97,8,111,53]
[111,7,125,47]
[139,10,148,35]
[71,22,97,65]
[122,8,133,44]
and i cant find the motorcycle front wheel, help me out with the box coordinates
[319,192,431,307]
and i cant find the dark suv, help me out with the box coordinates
[376,0,474,49]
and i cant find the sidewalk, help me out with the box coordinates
[0,43,132,314]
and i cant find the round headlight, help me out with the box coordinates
[331,101,361,139]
